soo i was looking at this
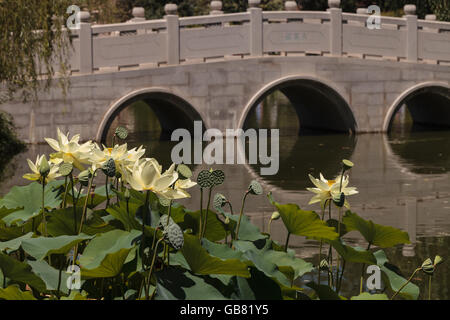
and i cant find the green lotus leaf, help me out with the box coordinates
[81,248,134,279]
[306,282,346,300]
[106,203,141,231]
[0,285,36,300]
[0,182,61,226]
[343,211,410,248]
[374,250,419,300]
[231,267,283,300]
[350,292,389,300]
[0,232,33,254]
[0,252,46,292]
[115,126,128,140]
[28,260,73,295]
[268,193,338,241]
[79,229,140,271]
[225,213,266,241]
[155,266,227,300]
[180,209,227,242]
[22,234,94,260]
[181,234,250,277]
[326,240,376,265]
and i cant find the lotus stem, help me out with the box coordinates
[105,175,110,209]
[141,190,150,270]
[391,267,421,300]
[235,191,250,240]
[337,260,346,294]
[359,243,372,294]
[284,232,291,252]
[41,180,47,237]
[429,276,432,300]
[202,187,213,238]
[70,173,77,234]
[199,188,203,239]
[318,206,325,285]
[62,176,68,208]
[146,237,164,300]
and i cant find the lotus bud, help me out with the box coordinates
[213,193,227,211]
[225,217,230,225]
[434,255,444,267]
[102,158,116,177]
[342,159,354,172]
[319,259,329,271]
[421,258,435,275]
[78,170,91,187]
[124,188,130,200]
[177,164,192,180]
[39,156,50,178]
[248,180,263,195]
[271,211,281,220]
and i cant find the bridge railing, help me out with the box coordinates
[67,0,450,75]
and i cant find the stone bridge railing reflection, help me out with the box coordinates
[68,0,450,75]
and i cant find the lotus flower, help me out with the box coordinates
[23,155,61,184]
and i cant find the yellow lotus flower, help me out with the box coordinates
[125,158,179,198]
[160,177,197,199]
[89,143,145,178]
[23,155,61,184]
[306,173,358,209]
[45,128,93,171]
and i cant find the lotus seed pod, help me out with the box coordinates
[213,193,227,211]
[177,164,192,179]
[59,163,73,177]
[211,170,225,186]
[421,258,435,275]
[78,170,91,187]
[102,158,116,177]
[166,224,184,250]
[342,159,354,171]
[320,259,329,271]
[333,192,345,208]
[248,180,262,195]
[197,170,214,188]
[434,255,444,266]
[271,211,280,220]
[115,171,122,179]
[115,126,128,140]
[159,214,175,228]
[39,156,50,177]
[159,197,171,207]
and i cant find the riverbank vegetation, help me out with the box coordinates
[0,127,443,300]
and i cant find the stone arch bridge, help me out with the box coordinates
[2,1,450,143]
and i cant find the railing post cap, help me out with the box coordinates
[164,3,178,15]
[328,0,341,9]
[425,14,437,21]
[404,4,416,16]
[78,11,91,23]
[132,7,145,18]
[248,0,260,8]
[210,1,223,11]
[356,8,367,15]
[285,1,298,11]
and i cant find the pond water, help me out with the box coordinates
[1,98,449,299]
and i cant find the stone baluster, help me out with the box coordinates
[328,0,342,56]
[248,0,263,56]
[210,1,223,15]
[424,14,438,33]
[165,4,180,65]
[125,7,146,35]
[78,11,93,74]
[404,4,418,62]
[284,1,298,11]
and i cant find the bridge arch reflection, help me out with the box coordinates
[96,87,205,144]
[239,75,357,134]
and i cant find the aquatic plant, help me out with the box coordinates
[0,128,444,300]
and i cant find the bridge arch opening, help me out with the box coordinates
[98,89,205,144]
[385,83,450,133]
[241,77,357,135]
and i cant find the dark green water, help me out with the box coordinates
[1,95,450,299]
